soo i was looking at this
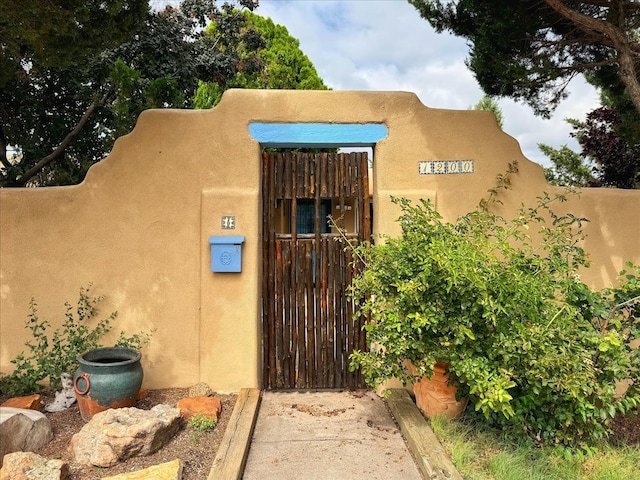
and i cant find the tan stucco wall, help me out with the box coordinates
[1,90,639,392]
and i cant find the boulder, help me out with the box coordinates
[177,396,221,421]
[100,459,183,480]
[68,404,181,467]
[1,395,42,411]
[0,408,53,461]
[187,382,214,398]
[0,451,68,480]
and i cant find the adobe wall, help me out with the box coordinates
[1,90,638,392]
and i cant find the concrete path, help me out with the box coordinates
[242,390,423,480]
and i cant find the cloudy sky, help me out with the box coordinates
[255,0,601,167]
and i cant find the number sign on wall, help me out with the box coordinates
[418,160,474,175]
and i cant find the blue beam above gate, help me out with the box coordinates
[249,122,388,148]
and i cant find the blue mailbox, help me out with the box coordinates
[209,236,245,272]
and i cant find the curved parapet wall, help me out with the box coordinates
[1,89,638,391]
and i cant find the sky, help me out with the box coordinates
[254,0,602,167]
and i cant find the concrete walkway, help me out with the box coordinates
[207,388,462,480]
[241,390,423,480]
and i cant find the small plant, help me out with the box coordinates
[348,163,640,451]
[187,414,217,443]
[187,413,217,432]
[0,285,152,397]
[114,330,154,352]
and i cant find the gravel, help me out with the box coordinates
[2,388,236,480]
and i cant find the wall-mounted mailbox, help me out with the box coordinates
[209,236,245,272]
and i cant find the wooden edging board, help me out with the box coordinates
[207,387,261,480]
[386,388,463,480]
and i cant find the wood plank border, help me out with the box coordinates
[207,388,262,480]
[386,389,463,480]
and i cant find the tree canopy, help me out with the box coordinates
[540,143,599,187]
[408,0,640,117]
[193,11,328,108]
[542,67,640,189]
[0,0,149,86]
[1,0,325,187]
[544,106,640,188]
[0,0,150,186]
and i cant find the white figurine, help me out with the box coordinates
[45,373,77,412]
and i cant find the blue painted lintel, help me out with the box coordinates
[249,122,388,148]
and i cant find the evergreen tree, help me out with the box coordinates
[194,11,328,109]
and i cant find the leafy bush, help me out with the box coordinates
[0,285,152,397]
[349,163,639,451]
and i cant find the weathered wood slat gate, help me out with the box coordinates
[262,152,370,389]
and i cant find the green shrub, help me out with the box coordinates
[349,163,639,451]
[0,285,152,396]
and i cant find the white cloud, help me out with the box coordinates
[257,0,601,167]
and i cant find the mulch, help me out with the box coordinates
[609,407,640,446]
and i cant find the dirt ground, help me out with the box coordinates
[609,407,640,446]
[2,389,236,480]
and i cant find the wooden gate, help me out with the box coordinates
[262,152,370,389]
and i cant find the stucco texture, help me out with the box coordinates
[1,90,638,391]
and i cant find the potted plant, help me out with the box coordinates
[348,164,640,449]
[407,359,468,420]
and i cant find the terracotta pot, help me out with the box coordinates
[412,361,468,420]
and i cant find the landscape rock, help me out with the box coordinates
[187,382,214,398]
[100,459,183,480]
[0,451,68,480]
[1,395,42,411]
[177,396,221,421]
[68,404,181,467]
[0,408,53,461]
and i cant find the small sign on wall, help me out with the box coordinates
[419,160,474,175]
[221,216,236,230]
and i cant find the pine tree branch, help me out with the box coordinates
[544,0,640,114]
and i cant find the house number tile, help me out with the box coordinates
[221,216,236,229]
[418,160,474,175]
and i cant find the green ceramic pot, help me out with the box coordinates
[74,347,143,421]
